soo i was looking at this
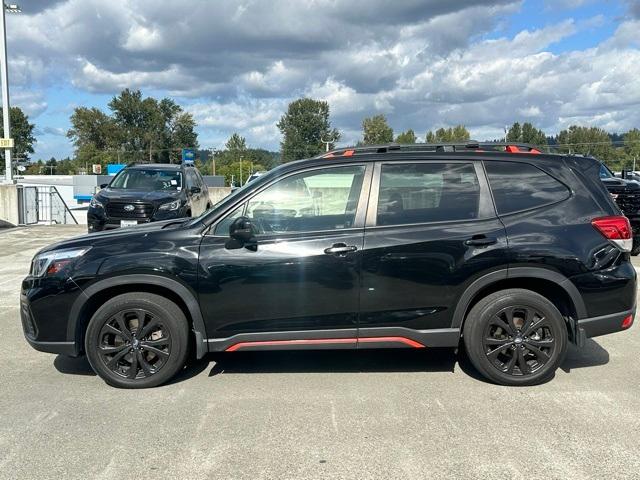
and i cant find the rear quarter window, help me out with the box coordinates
[485,161,571,215]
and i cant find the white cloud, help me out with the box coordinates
[4,0,640,158]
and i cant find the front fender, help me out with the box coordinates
[67,274,208,358]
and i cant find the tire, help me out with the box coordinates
[463,289,568,386]
[85,293,189,389]
[631,237,640,256]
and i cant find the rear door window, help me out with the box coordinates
[485,161,570,215]
[376,163,481,226]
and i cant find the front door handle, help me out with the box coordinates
[464,235,497,247]
[324,243,358,255]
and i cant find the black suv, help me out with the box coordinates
[87,163,211,232]
[599,164,640,254]
[22,143,636,388]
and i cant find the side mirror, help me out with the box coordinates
[226,216,257,251]
[190,186,201,195]
[99,183,108,189]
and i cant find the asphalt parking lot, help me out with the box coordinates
[1,225,639,480]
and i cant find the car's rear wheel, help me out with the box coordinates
[85,293,189,388]
[463,289,568,386]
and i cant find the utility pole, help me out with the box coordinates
[208,148,217,176]
[1,3,20,183]
[239,155,243,185]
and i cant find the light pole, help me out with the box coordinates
[1,3,20,183]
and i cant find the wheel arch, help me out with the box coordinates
[452,267,587,330]
[68,274,208,358]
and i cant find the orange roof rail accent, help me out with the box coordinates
[323,152,336,158]
[342,149,355,157]
[505,145,541,154]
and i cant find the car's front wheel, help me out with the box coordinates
[85,293,189,388]
[463,289,568,386]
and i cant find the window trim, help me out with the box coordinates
[207,163,374,237]
[365,160,494,228]
[483,160,573,217]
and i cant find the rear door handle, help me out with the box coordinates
[464,235,497,247]
[324,243,358,255]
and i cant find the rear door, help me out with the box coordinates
[359,159,509,341]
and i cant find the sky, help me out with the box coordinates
[5,0,640,160]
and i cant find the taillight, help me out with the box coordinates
[591,216,632,252]
[621,314,634,329]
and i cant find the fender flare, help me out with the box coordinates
[451,267,587,328]
[67,274,208,358]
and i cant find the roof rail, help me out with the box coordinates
[321,141,543,158]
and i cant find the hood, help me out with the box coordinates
[97,188,182,203]
[36,218,189,255]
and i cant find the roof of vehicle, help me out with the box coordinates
[319,141,548,159]
[125,163,189,171]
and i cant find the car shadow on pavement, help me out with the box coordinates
[560,339,609,373]
[53,355,95,376]
[456,338,610,385]
[53,354,211,385]
[206,348,458,376]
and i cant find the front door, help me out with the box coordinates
[198,164,372,348]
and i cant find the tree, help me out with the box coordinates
[277,98,339,162]
[225,133,247,153]
[168,112,198,163]
[0,107,36,172]
[623,128,640,169]
[68,89,199,168]
[362,115,393,145]
[506,122,547,148]
[395,129,416,144]
[218,160,267,186]
[556,126,614,163]
[425,125,470,143]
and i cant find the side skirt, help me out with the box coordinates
[206,327,461,353]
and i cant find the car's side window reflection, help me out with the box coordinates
[213,205,245,235]
[214,165,366,235]
[376,162,480,226]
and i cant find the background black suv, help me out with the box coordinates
[599,164,640,254]
[22,143,636,388]
[87,163,211,232]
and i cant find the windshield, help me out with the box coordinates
[599,164,615,179]
[110,169,183,191]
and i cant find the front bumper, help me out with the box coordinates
[577,307,635,339]
[20,275,85,357]
[87,208,186,232]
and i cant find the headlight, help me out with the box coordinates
[90,197,103,209]
[158,200,181,211]
[30,247,91,277]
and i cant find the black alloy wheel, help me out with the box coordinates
[463,289,568,386]
[482,305,556,376]
[85,293,189,388]
[97,309,171,380]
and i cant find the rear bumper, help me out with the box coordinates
[577,307,635,338]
